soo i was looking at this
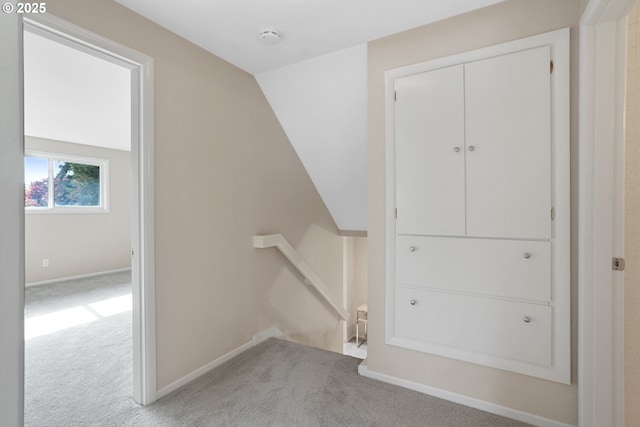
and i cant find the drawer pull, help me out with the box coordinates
[453,146,461,153]
[409,246,416,252]
[523,316,532,323]
[523,252,531,259]
[410,299,417,306]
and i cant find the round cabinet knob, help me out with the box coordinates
[453,146,461,153]
[523,252,532,259]
[523,316,532,323]
[467,145,476,152]
[409,246,416,252]
[410,299,417,306]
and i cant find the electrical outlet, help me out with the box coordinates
[42,259,49,267]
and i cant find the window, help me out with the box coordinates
[24,151,109,212]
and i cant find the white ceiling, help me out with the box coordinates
[23,30,131,151]
[115,0,505,75]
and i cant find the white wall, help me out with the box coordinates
[24,136,131,284]
[23,30,131,151]
[367,0,579,424]
[256,45,368,232]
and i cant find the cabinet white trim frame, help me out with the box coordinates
[385,28,570,383]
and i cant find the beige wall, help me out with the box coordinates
[45,0,344,389]
[24,136,130,283]
[266,225,344,352]
[367,0,580,423]
[625,3,640,424]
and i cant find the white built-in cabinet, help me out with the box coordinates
[385,29,571,383]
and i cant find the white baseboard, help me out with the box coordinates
[157,328,286,399]
[25,267,132,287]
[357,360,576,427]
[253,327,287,345]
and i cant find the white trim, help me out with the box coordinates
[612,14,627,425]
[25,267,132,287]
[358,362,576,427]
[610,12,627,425]
[342,236,349,343]
[578,0,633,425]
[23,13,157,406]
[253,327,288,345]
[157,342,253,399]
[253,234,350,320]
[384,28,570,82]
[157,328,287,399]
[384,28,571,383]
[0,8,25,426]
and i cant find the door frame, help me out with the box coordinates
[0,8,25,427]
[579,0,635,425]
[23,13,157,406]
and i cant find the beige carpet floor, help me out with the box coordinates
[25,272,531,426]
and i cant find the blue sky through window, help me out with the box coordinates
[24,156,48,184]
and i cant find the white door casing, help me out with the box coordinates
[23,13,158,407]
[0,6,25,426]
[579,0,634,425]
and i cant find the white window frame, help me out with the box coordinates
[24,150,109,213]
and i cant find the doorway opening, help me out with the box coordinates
[342,236,368,360]
[22,14,156,411]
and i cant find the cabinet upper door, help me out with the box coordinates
[395,64,466,236]
[465,46,552,239]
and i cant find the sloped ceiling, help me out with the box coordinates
[256,45,368,231]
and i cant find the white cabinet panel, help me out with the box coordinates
[396,236,551,302]
[465,46,552,239]
[395,287,552,367]
[386,29,570,383]
[395,65,465,236]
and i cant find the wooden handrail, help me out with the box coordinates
[253,234,350,320]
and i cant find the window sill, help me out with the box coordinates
[25,207,109,214]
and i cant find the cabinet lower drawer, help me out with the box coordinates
[395,287,552,366]
[396,235,551,302]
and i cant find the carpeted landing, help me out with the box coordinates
[25,272,531,426]
[129,338,531,427]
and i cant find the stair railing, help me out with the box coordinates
[253,234,349,320]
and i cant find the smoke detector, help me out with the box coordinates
[259,30,281,45]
